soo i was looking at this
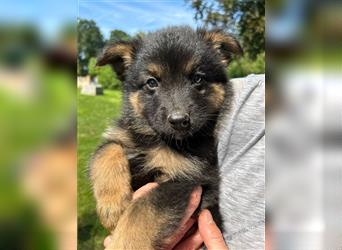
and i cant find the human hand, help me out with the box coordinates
[197,209,228,250]
[104,184,229,250]
[171,209,229,250]
[162,186,203,250]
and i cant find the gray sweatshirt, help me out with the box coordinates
[218,74,265,249]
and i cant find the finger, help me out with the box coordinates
[132,182,159,200]
[163,186,202,249]
[198,209,228,250]
[164,217,196,248]
[181,186,202,224]
[103,235,112,248]
[174,230,204,250]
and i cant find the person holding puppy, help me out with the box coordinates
[104,74,265,250]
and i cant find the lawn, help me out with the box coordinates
[77,89,122,250]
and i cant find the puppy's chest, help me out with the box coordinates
[126,145,214,185]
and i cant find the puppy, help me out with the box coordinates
[90,26,242,249]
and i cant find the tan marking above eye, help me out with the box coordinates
[208,83,225,110]
[147,63,163,78]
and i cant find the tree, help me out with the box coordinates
[77,19,104,76]
[109,29,130,43]
[88,57,121,89]
[88,57,98,79]
[187,0,265,59]
[0,25,40,67]
[97,65,121,90]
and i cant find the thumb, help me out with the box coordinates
[198,209,228,250]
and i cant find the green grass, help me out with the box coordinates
[0,69,75,168]
[0,69,74,250]
[77,89,122,250]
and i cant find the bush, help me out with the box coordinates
[87,57,121,89]
[97,66,121,90]
[228,52,265,78]
[88,57,98,78]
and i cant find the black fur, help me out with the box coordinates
[94,26,241,248]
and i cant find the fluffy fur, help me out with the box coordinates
[90,26,242,249]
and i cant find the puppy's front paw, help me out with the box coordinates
[97,194,132,231]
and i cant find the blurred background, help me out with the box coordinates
[1,0,341,249]
[267,0,342,249]
[0,0,76,249]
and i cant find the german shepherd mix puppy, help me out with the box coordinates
[90,26,242,249]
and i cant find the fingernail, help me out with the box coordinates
[104,236,112,248]
[204,209,213,224]
[193,186,202,198]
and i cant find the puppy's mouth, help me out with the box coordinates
[161,129,191,142]
[172,130,191,140]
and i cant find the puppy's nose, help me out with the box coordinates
[168,112,190,130]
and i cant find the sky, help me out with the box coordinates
[0,0,199,40]
[78,0,199,39]
[0,0,76,40]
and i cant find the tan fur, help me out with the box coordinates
[90,144,132,230]
[147,63,163,78]
[130,122,157,136]
[154,174,170,183]
[129,92,144,116]
[128,92,157,136]
[145,145,202,180]
[203,31,241,64]
[107,196,170,250]
[204,31,240,52]
[208,83,225,111]
[184,58,198,74]
[103,127,135,148]
[108,44,134,67]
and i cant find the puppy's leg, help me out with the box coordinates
[107,182,196,250]
[200,184,223,230]
[90,142,132,231]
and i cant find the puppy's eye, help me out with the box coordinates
[192,73,204,85]
[146,78,159,89]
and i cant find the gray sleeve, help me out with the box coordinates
[217,74,265,250]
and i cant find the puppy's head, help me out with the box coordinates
[97,26,242,140]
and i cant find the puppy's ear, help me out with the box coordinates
[96,39,141,81]
[197,28,243,65]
